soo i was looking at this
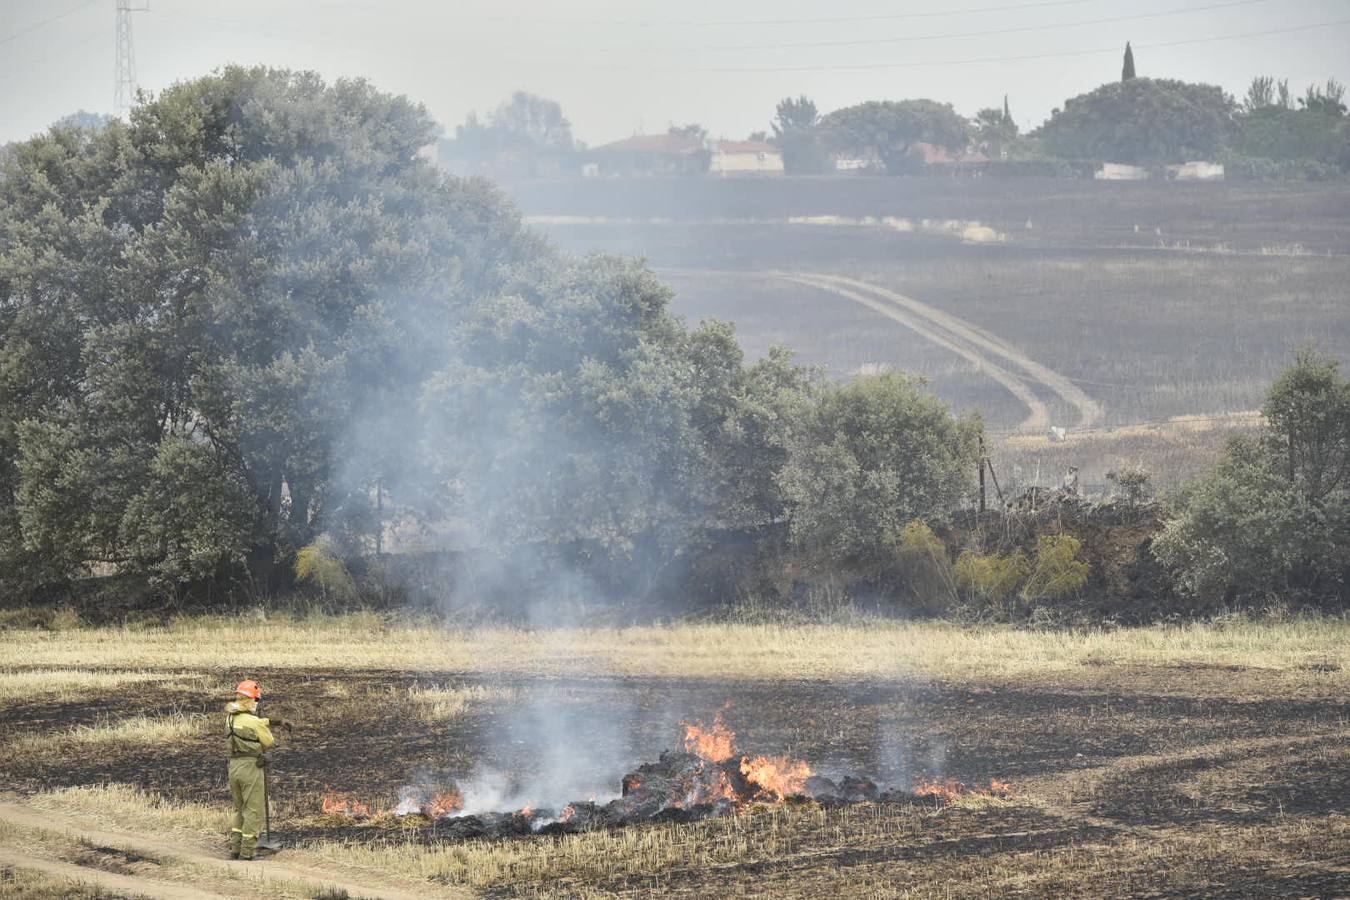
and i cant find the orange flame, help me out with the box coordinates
[683,709,736,763]
[519,805,533,819]
[913,778,1012,801]
[741,755,814,801]
[426,789,464,817]
[321,789,371,817]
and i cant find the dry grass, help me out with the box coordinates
[0,670,209,703]
[3,714,207,759]
[404,683,516,725]
[26,785,229,838]
[0,614,1345,686]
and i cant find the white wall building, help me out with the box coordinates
[1166,161,1225,181]
[1095,162,1150,181]
[710,140,784,176]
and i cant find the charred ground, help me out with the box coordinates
[2,634,1346,898]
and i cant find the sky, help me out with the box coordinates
[1,0,1348,146]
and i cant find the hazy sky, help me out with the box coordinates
[2,0,1347,146]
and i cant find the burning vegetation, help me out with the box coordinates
[316,708,1012,840]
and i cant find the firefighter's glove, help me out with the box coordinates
[255,756,268,769]
[270,717,292,731]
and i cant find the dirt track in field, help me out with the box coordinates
[777,271,1104,432]
[0,797,461,900]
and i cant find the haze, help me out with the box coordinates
[3,0,1348,144]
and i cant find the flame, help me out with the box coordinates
[913,778,1012,801]
[741,754,814,801]
[560,804,577,822]
[321,789,371,817]
[426,789,464,817]
[519,805,533,819]
[683,709,736,763]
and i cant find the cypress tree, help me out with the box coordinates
[1122,42,1136,81]
[1003,94,1011,122]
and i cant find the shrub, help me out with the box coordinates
[294,537,358,602]
[1106,465,1153,505]
[894,520,955,612]
[1021,534,1090,602]
[954,550,1030,608]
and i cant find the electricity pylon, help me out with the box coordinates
[114,1,148,117]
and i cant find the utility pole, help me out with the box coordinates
[114,1,148,118]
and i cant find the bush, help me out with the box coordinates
[1021,534,1090,602]
[894,521,956,613]
[294,537,359,603]
[954,550,1030,610]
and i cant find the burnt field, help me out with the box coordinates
[513,177,1350,491]
[2,618,1347,897]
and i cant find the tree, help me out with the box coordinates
[1299,79,1347,116]
[1154,352,1350,608]
[777,372,980,566]
[441,91,577,177]
[1122,42,1136,82]
[668,123,708,142]
[820,99,970,174]
[0,67,538,595]
[1038,78,1235,165]
[974,105,1018,158]
[771,96,830,174]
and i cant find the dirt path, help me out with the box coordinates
[0,798,462,900]
[784,272,1103,431]
[775,271,1051,431]
[0,846,222,899]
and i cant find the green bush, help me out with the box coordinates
[894,520,955,612]
[1021,534,1090,602]
[954,550,1030,607]
[294,537,358,603]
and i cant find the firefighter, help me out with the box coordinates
[226,679,289,859]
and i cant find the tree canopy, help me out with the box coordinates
[440,91,578,178]
[820,100,970,174]
[1038,78,1235,166]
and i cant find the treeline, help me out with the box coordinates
[0,68,979,613]
[1,69,1345,621]
[441,54,1349,180]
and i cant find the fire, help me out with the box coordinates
[519,805,533,818]
[560,803,577,822]
[913,778,1013,801]
[321,789,371,817]
[741,754,814,801]
[426,788,464,817]
[683,709,736,763]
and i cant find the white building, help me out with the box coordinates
[1166,161,1225,181]
[1095,162,1150,181]
[710,140,784,176]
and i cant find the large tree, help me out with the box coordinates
[1038,78,1235,165]
[441,91,577,178]
[0,68,543,593]
[771,96,830,174]
[820,99,970,174]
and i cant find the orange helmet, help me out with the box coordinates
[235,680,261,700]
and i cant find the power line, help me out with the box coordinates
[693,0,1272,52]
[668,17,1350,72]
[0,0,99,47]
[485,0,1112,28]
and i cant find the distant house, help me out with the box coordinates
[1095,162,1150,181]
[832,155,877,172]
[710,140,784,175]
[907,142,989,167]
[589,134,709,176]
[1166,161,1224,181]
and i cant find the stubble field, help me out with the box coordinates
[1,614,1347,898]
[514,177,1350,491]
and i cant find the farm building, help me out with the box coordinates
[1166,161,1224,181]
[1095,162,1151,181]
[709,140,784,175]
[907,142,989,167]
[589,134,709,176]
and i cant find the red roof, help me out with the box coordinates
[593,134,705,155]
[714,140,780,155]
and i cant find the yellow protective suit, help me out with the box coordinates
[225,699,275,859]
